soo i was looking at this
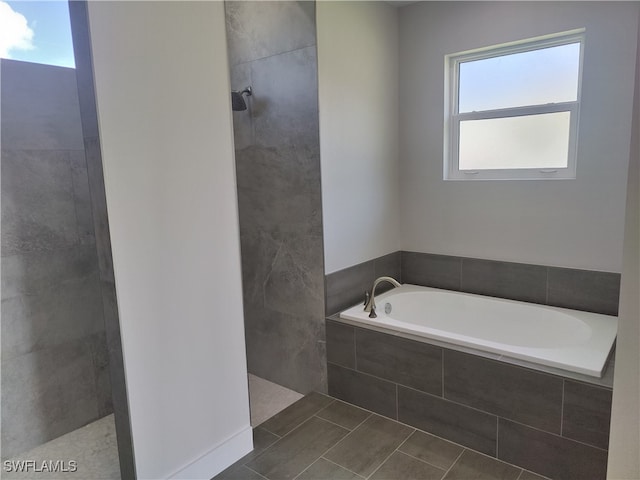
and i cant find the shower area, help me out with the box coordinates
[1,3,129,478]
[224,0,327,420]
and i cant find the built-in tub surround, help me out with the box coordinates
[326,317,613,480]
[326,251,621,317]
[341,285,617,378]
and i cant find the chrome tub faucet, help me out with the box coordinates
[364,276,402,318]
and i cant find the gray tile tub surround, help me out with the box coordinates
[325,252,402,316]
[326,320,612,479]
[400,251,621,316]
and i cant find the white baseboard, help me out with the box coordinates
[168,426,253,479]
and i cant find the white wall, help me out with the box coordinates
[608,11,640,477]
[87,2,251,478]
[399,2,639,272]
[317,1,401,274]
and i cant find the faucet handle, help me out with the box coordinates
[364,291,370,306]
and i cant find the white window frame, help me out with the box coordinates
[444,29,585,181]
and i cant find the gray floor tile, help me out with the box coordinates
[398,430,464,470]
[296,458,362,480]
[316,400,370,431]
[215,463,267,480]
[370,451,445,480]
[324,414,414,478]
[518,471,550,480]
[247,416,348,480]
[260,391,333,437]
[444,450,521,480]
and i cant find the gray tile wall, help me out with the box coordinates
[325,251,621,316]
[402,251,621,316]
[326,319,613,480]
[225,1,326,393]
[1,59,112,459]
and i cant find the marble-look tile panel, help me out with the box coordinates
[0,60,84,150]
[2,149,79,256]
[1,266,104,361]
[244,306,327,393]
[251,46,320,149]
[225,1,316,65]
[2,415,119,480]
[1,339,99,459]
[263,235,325,317]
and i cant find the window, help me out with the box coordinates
[444,30,585,180]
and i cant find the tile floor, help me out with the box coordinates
[2,415,120,480]
[215,392,549,480]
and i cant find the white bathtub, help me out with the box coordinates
[339,284,617,377]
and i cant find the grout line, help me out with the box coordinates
[244,464,269,480]
[365,432,413,480]
[496,417,500,458]
[442,349,445,398]
[396,449,451,473]
[560,379,565,436]
[320,457,366,479]
[312,414,354,432]
[441,449,465,479]
[354,327,358,371]
[545,267,550,304]
[396,384,399,420]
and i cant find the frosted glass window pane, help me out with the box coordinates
[459,43,580,113]
[459,112,570,170]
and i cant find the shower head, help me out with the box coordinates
[231,86,252,111]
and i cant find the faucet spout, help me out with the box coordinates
[364,276,402,313]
